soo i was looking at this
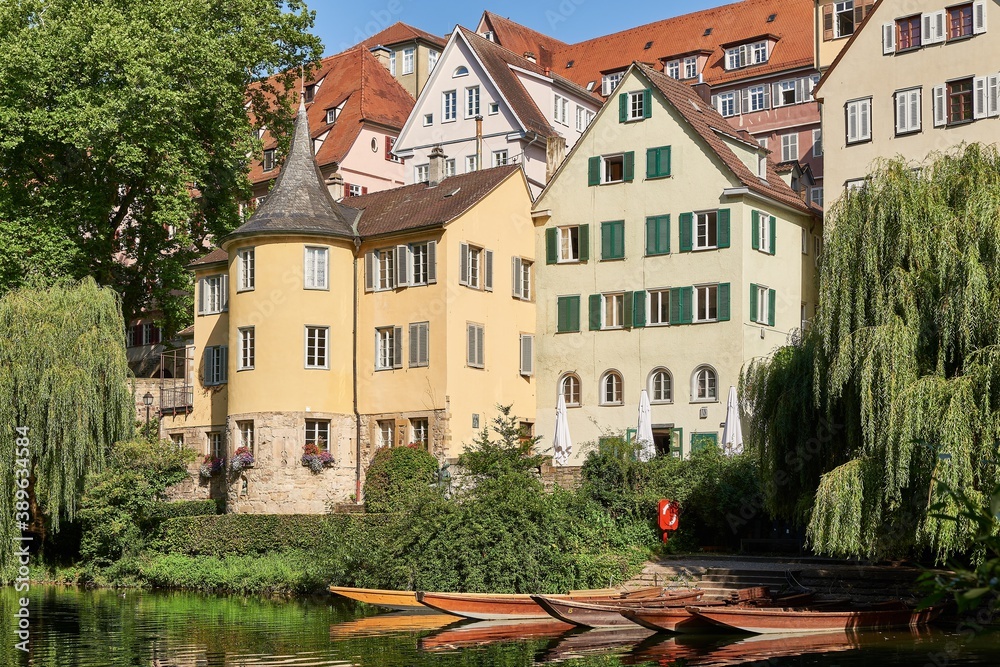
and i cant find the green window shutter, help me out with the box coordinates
[623,291,634,328]
[570,296,580,331]
[558,296,581,332]
[623,151,635,182]
[679,213,693,252]
[601,222,612,260]
[671,428,683,457]
[579,224,590,262]
[768,289,776,327]
[680,286,693,323]
[750,284,758,323]
[717,208,731,248]
[614,221,625,258]
[661,146,671,176]
[642,89,652,118]
[669,287,682,325]
[557,297,568,332]
[660,215,670,253]
[751,211,760,251]
[646,216,671,255]
[546,227,558,264]
[646,148,658,179]
[645,217,657,256]
[718,283,730,321]
[769,216,777,255]
[589,294,602,330]
[588,156,601,186]
[633,290,646,328]
[619,93,628,123]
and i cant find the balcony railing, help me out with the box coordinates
[160,346,194,414]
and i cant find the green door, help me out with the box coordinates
[691,432,719,453]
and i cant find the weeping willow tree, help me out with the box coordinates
[742,144,1000,561]
[0,278,134,571]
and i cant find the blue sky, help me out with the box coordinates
[314,1,725,56]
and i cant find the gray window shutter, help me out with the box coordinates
[771,82,781,106]
[467,324,475,365]
[762,85,770,109]
[396,245,409,287]
[203,347,214,384]
[477,326,485,367]
[364,251,375,292]
[520,335,533,376]
[795,78,808,104]
[221,275,229,311]
[741,89,750,115]
[511,257,522,298]
[484,249,493,292]
[459,243,469,286]
[420,323,429,365]
[409,323,419,366]
[427,241,437,283]
[197,278,205,315]
[393,326,403,369]
[219,346,228,383]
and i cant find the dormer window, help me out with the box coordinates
[665,60,680,79]
[325,108,338,124]
[262,149,276,172]
[602,71,624,96]
[482,31,495,42]
[725,41,768,70]
[304,84,317,103]
[683,57,698,80]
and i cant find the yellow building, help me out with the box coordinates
[161,99,536,513]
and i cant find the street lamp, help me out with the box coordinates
[143,392,154,440]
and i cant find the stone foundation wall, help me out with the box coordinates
[358,408,451,465]
[540,461,583,491]
[131,378,161,423]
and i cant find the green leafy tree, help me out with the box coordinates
[362,445,440,514]
[0,0,322,331]
[742,144,1000,560]
[0,279,134,574]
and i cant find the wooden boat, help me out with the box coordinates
[686,601,943,635]
[533,590,704,628]
[416,587,657,620]
[622,588,821,634]
[419,618,572,651]
[328,586,432,612]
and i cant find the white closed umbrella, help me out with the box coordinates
[552,394,573,466]
[636,390,656,462]
[722,385,744,455]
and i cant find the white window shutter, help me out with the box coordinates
[933,11,946,43]
[771,82,781,107]
[197,278,205,315]
[305,249,316,287]
[933,85,947,127]
[741,89,750,114]
[974,77,988,119]
[710,94,719,112]
[466,324,475,365]
[427,241,437,283]
[364,251,375,292]
[861,99,871,140]
[895,93,906,133]
[762,85,770,109]
[459,243,469,286]
[511,257,522,297]
[221,274,229,311]
[520,335,533,376]
[477,326,485,367]
[395,245,409,287]
[882,23,895,55]
[484,249,493,292]
[318,249,328,288]
[794,78,808,103]
[408,323,419,366]
[987,75,1000,118]
[393,326,403,369]
[974,1,987,33]
[910,90,921,131]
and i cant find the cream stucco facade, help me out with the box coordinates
[815,0,1000,202]
[533,67,819,464]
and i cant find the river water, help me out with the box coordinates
[2,586,1000,666]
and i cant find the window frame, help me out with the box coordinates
[691,365,719,403]
[557,226,581,263]
[442,90,457,122]
[402,47,415,75]
[948,3,975,40]
[834,0,856,39]
[896,14,923,51]
[554,94,569,125]
[305,419,331,453]
[237,420,255,453]
[303,246,329,291]
[947,77,975,125]
[717,91,737,117]
[683,57,698,80]
[262,149,276,172]
[625,90,646,121]
[601,71,624,96]
[304,326,330,370]
[410,418,429,449]
[648,289,671,326]
[238,326,254,371]
[377,420,395,448]
[602,292,626,330]
[601,154,626,184]
[465,85,481,119]
[694,211,719,251]
[415,164,429,183]
[648,367,673,404]
[375,326,397,371]
[492,150,509,167]
[600,370,624,406]
[780,132,799,162]
[237,247,255,292]
[895,87,922,135]
[694,284,719,323]
[560,373,582,407]
[465,155,479,172]
[845,97,872,145]
[665,60,680,79]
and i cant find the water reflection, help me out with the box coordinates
[3,586,1000,667]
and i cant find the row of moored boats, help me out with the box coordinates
[328,585,942,635]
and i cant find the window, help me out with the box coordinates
[695,211,718,250]
[428,50,439,72]
[378,420,394,448]
[402,47,414,75]
[465,155,478,172]
[752,284,773,325]
[646,215,670,255]
[601,371,624,405]
[665,60,680,79]
[949,3,974,39]
[346,184,364,197]
[556,296,581,333]
[306,420,330,452]
[693,366,718,402]
[203,345,227,385]
[410,243,429,286]
[415,164,429,183]
[694,285,719,322]
[410,419,429,449]
[142,322,154,345]
[467,323,485,368]
[519,334,534,376]
[648,289,670,326]
[811,187,824,207]
[208,432,223,458]
[576,106,594,131]
[846,178,866,192]
[460,244,487,289]
[375,326,401,370]
[776,80,797,107]
[600,293,627,330]
[453,65,469,77]
[305,326,329,369]
[385,136,402,163]
[466,86,480,118]
[493,150,508,166]
[488,101,499,115]
[558,226,581,262]
[624,90,647,121]
[238,327,254,370]
[262,149,276,172]
[374,248,394,291]
[560,373,581,406]
[325,108,339,124]
[780,133,798,162]
[512,257,532,300]
[409,321,429,367]
[754,211,774,254]
[389,51,396,76]
[749,85,768,111]
[199,275,226,314]
[846,98,872,144]
[423,114,433,126]
[603,154,625,183]
[834,1,855,38]
[304,246,328,290]
[600,220,625,260]
[948,78,974,124]
[717,91,736,117]
[897,15,922,50]
[649,368,672,403]
[895,88,921,134]
[601,71,624,96]
[683,57,698,79]
[445,159,456,178]
[303,84,317,103]
[238,420,255,452]
[442,90,457,121]
[752,41,768,64]
[554,94,569,125]
[812,129,823,157]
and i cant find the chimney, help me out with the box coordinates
[523,51,536,63]
[428,145,447,186]
[692,79,712,106]
[325,172,345,200]
[370,46,391,72]
[546,136,566,182]
[475,117,483,171]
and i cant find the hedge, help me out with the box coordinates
[159,514,330,556]
[151,500,220,522]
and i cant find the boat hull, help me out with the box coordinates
[622,605,720,633]
[416,589,634,620]
[328,586,429,612]
[687,605,942,635]
[533,591,703,628]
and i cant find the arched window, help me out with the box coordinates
[692,365,718,402]
[601,370,624,405]
[453,66,469,78]
[648,368,672,403]
[559,373,581,407]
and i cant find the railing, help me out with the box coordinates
[160,347,194,414]
[160,386,194,412]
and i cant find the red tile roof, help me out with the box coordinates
[360,22,447,50]
[248,47,414,185]
[478,11,568,69]
[188,246,228,268]
[341,164,523,237]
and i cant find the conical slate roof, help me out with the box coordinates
[226,97,358,243]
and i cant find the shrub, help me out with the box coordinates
[363,445,439,513]
[150,500,220,521]
[159,514,328,556]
